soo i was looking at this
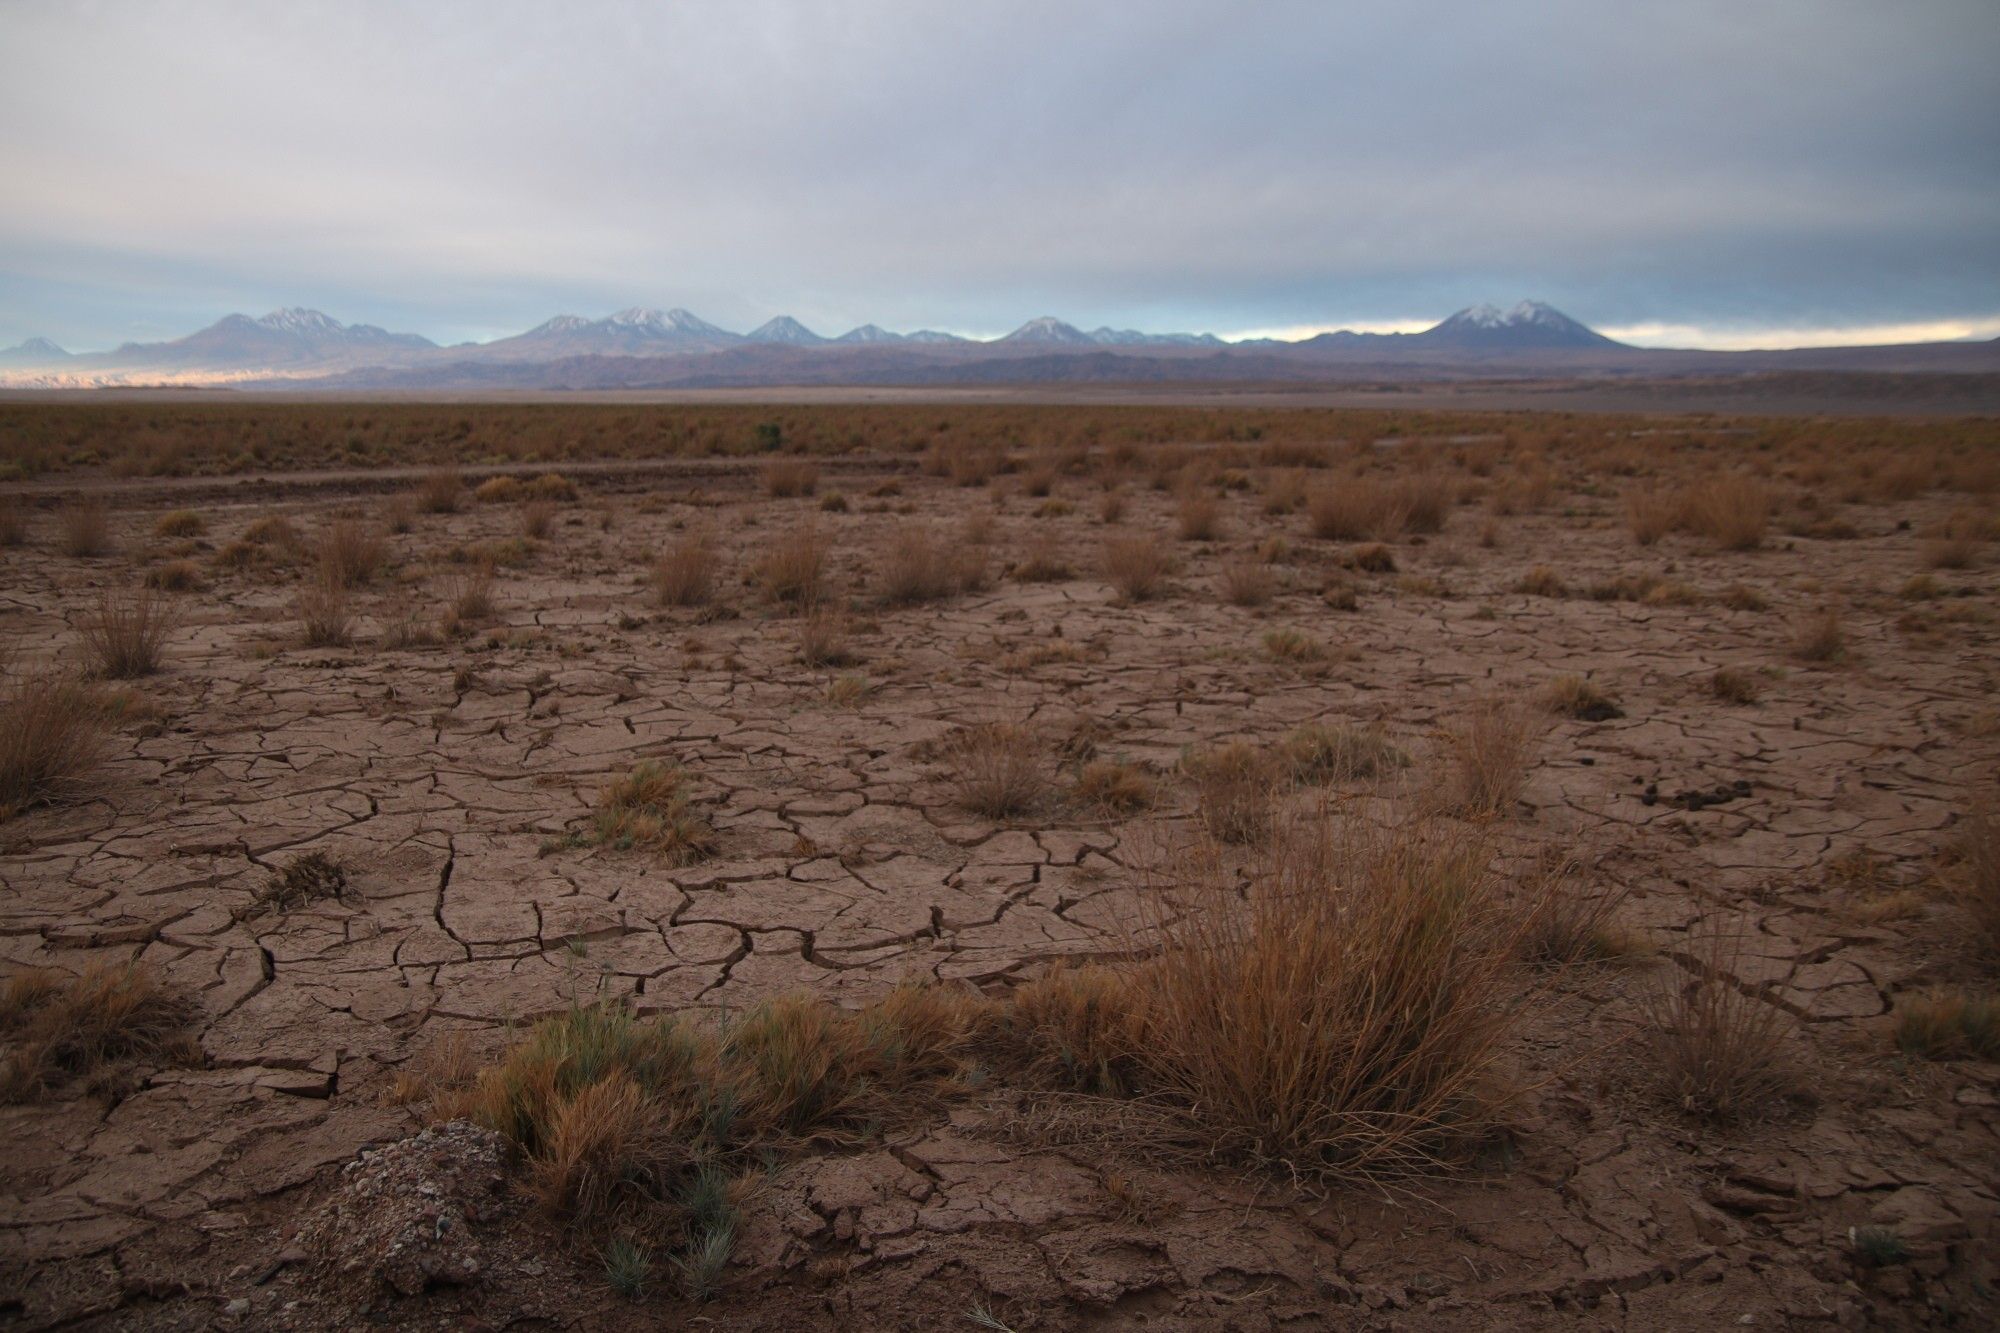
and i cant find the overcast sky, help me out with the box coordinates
[3,0,1996,351]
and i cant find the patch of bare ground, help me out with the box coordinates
[0,403,1996,1329]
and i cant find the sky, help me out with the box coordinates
[2,0,1996,352]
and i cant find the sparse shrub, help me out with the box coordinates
[1102,534,1172,602]
[796,608,856,667]
[526,473,577,502]
[296,572,353,647]
[754,526,830,608]
[78,590,178,678]
[817,491,848,513]
[1719,583,1768,611]
[603,1236,654,1300]
[1220,560,1275,607]
[58,499,112,557]
[152,509,205,539]
[0,676,108,818]
[317,517,384,587]
[1071,759,1156,815]
[1321,575,1359,611]
[763,458,819,498]
[1183,741,1279,844]
[474,475,523,504]
[1097,490,1126,524]
[880,525,983,605]
[0,963,195,1102]
[1176,490,1222,541]
[653,533,719,608]
[1893,988,2000,1061]
[258,850,348,911]
[1395,472,1453,534]
[1279,722,1406,784]
[243,514,301,549]
[144,559,202,592]
[1625,488,1680,545]
[1649,931,1798,1121]
[1519,856,1633,967]
[1789,608,1846,663]
[1441,698,1541,818]
[520,498,558,539]
[1012,553,1074,583]
[416,467,462,514]
[1260,627,1324,663]
[1514,565,1566,597]
[1710,667,1762,704]
[1543,675,1622,721]
[442,567,498,634]
[1900,573,1942,601]
[1347,542,1396,573]
[1685,477,1770,551]
[947,724,1047,818]
[1307,480,1401,541]
[823,674,872,707]
[588,761,717,862]
[1850,1227,1910,1269]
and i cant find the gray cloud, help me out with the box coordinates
[2,0,1996,349]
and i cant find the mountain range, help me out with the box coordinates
[2,299,1993,389]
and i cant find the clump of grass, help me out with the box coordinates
[947,724,1047,818]
[474,475,522,504]
[1220,560,1276,607]
[441,566,498,635]
[257,850,348,912]
[296,573,353,648]
[1346,542,1396,573]
[1543,674,1622,721]
[879,525,984,605]
[587,761,717,862]
[58,499,113,557]
[602,1236,654,1300]
[77,590,179,679]
[1789,608,1846,663]
[317,517,385,588]
[520,498,558,539]
[1684,477,1770,551]
[1440,698,1541,818]
[1626,488,1680,545]
[754,526,830,609]
[1259,627,1324,664]
[1850,1226,1910,1269]
[1893,988,1999,1061]
[1959,798,2000,955]
[763,458,819,498]
[0,502,26,547]
[1514,565,1566,597]
[796,608,856,667]
[0,676,109,818]
[1071,759,1156,815]
[1306,480,1401,541]
[1182,741,1279,844]
[144,559,203,592]
[152,509,205,539]
[0,963,196,1102]
[1649,932,1798,1122]
[653,533,719,608]
[1012,553,1073,583]
[1176,490,1222,541]
[1279,722,1406,784]
[1710,666,1762,704]
[823,674,872,708]
[1102,534,1173,602]
[416,468,462,514]
[1519,856,1635,967]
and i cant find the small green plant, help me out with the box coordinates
[1850,1226,1909,1268]
[586,761,717,862]
[258,850,348,911]
[601,1236,653,1299]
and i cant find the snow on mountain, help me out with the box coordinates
[1000,316,1096,346]
[1416,300,1620,349]
[834,324,905,344]
[0,336,71,364]
[1089,327,1223,348]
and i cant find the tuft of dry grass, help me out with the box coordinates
[0,502,26,547]
[1960,798,2000,956]
[1219,560,1276,607]
[77,590,179,679]
[1514,565,1566,597]
[144,559,203,592]
[441,566,498,635]
[1626,488,1680,545]
[1,963,196,1102]
[58,499,113,557]
[1102,534,1173,602]
[1542,674,1623,721]
[1789,608,1846,663]
[653,533,719,608]
[317,517,385,587]
[1175,490,1223,541]
[1893,988,1999,1061]
[1710,666,1762,704]
[520,498,559,539]
[796,607,857,667]
[879,525,984,605]
[587,761,717,862]
[1182,742,1280,844]
[152,509,205,539]
[0,676,109,818]
[754,526,830,609]
[1306,480,1400,541]
[1279,722,1406,784]
[1440,698,1542,818]
[763,458,819,498]
[416,467,463,514]
[256,850,348,912]
[1649,931,1799,1122]
[1071,759,1156,815]
[1684,477,1770,551]
[1519,855,1635,967]
[296,572,354,648]
[947,724,1048,818]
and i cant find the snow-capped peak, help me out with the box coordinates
[257,307,344,334]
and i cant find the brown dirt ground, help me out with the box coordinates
[1,438,1996,1330]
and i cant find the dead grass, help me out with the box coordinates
[1440,698,1542,818]
[1306,479,1401,541]
[880,525,984,605]
[0,676,109,818]
[1650,931,1799,1122]
[1219,560,1276,607]
[1684,477,1770,551]
[1519,855,1635,967]
[1103,534,1173,602]
[1710,666,1762,704]
[144,559,203,592]
[1513,565,1566,597]
[317,517,385,588]
[0,963,196,1102]
[947,724,1048,818]
[77,589,179,679]
[1893,988,1999,1061]
[796,608,857,667]
[763,458,820,498]
[442,567,498,635]
[1182,742,1280,844]
[0,502,25,547]
[653,533,719,607]
[1542,674,1622,721]
[754,526,830,609]
[1279,722,1407,784]
[255,850,348,912]
[1789,608,1847,663]
[1959,798,2000,956]
[1176,490,1223,541]
[520,498,559,539]
[152,509,205,539]
[416,467,463,514]
[1070,759,1156,815]
[296,572,354,647]
[58,499,112,557]
[1626,488,1680,545]
[586,761,718,862]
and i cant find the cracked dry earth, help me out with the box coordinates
[2,450,1997,1330]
